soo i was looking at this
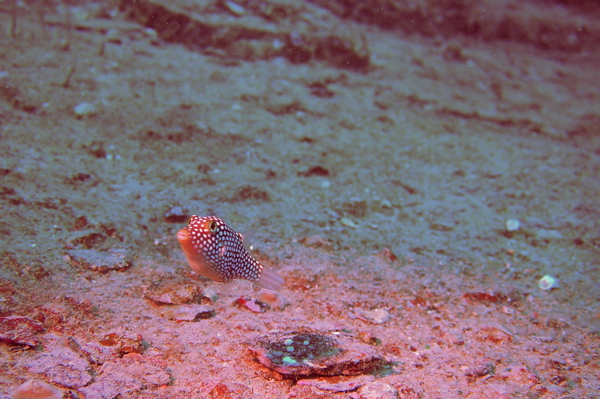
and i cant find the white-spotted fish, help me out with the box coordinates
[177,215,284,292]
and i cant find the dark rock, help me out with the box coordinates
[249,329,393,377]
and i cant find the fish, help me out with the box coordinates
[177,215,284,292]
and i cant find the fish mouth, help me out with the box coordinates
[176,228,189,243]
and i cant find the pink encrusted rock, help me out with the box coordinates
[0,315,45,346]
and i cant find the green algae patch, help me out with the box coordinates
[263,333,342,367]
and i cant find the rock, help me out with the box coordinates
[73,102,97,117]
[163,206,188,223]
[298,375,374,392]
[359,308,390,325]
[145,279,201,305]
[0,315,45,346]
[358,381,398,399]
[474,326,513,344]
[12,379,63,399]
[65,248,131,273]
[235,296,268,313]
[99,331,144,356]
[160,304,215,321]
[257,290,287,310]
[65,229,107,249]
[248,330,393,377]
[209,381,253,399]
[539,274,559,290]
[26,347,93,388]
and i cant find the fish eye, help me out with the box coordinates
[209,221,218,231]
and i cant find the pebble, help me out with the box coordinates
[505,219,521,232]
[341,217,358,228]
[359,308,390,325]
[258,290,287,310]
[539,274,559,290]
[12,379,63,399]
[235,296,267,313]
[358,381,398,399]
[160,304,215,321]
[99,331,144,356]
[73,102,97,117]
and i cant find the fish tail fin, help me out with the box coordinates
[255,265,284,291]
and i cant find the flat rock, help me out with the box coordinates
[248,329,393,377]
[297,375,374,392]
[0,315,45,346]
[80,356,171,399]
[160,304,215,321]
[26,347,93,388]
[66,248,131,273]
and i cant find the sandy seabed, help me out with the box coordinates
[0,0,599,398]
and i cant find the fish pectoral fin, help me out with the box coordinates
[219,279,247,295]
[254,265,284,291]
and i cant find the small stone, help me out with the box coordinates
[235,296,268,313]
[539,275,559,290]
[341,217,358,228]
[12,379,63,399]
[258,290,287,310]
[65,248,131,273]
[223,1,246,15]
[505,219,521,232]
[358,381,398,399]
[73,102,97,117]
[160,304,215,321]
[359,309,390,325]
[202,288,219,303]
